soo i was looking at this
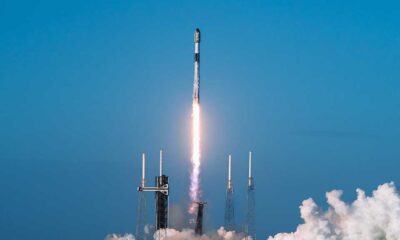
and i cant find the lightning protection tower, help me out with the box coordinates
[136,153,147,240]
[224,154,235,231]
[245,152,256,240]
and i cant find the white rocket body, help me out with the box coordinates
[193,28,201,103]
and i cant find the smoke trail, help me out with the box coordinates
[268,182,400,240]
[189,102,201,214]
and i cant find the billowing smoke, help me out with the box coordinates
[105,233,135,240]
[153,227,249,240]
[106,227,249,240]
[269,182,400,240]
[108,183,400,240]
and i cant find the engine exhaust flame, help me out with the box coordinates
[189,102,201,214]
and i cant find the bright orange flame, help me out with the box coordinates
[189,102,201,214]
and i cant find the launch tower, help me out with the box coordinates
[155,174,169,229]
[195,202,206,235]
[245,152,256,240]
[137,150,169,232]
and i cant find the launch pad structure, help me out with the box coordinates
[155,174,169,229]
[137,150,169,239]
[195,202,206,236]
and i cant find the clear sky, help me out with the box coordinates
[1,1,399,239]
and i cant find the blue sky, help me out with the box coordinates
[1,1,400,239]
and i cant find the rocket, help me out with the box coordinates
[193,28,201,104]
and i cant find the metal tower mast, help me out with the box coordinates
[136,153,147,240]
[224,155,235,230]
[245,152,256,240]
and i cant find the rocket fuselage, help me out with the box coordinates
[193,28,200,104]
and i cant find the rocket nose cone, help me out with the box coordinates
[194,28,201,43]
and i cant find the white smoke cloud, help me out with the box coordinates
[153,227,249,240]
[105,233,135,240]
[108,183,400,240]
[268,182,400,240]
[106,227,249,240]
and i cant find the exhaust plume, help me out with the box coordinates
[268,182,400,240]
[189,28,202,214]
[189,102,201,213]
